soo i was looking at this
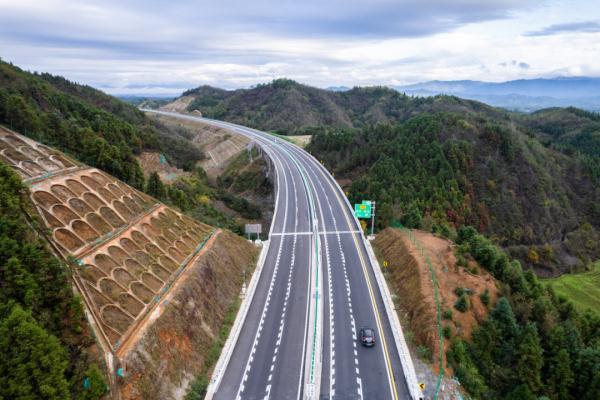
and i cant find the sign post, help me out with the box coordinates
[354,200,376,236]
[244,224,262,241]
[370,201,376,236]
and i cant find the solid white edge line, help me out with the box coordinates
[147,110,283,399]
[288,143,422,400]
[145,111,419,400]
[232,149,291,400]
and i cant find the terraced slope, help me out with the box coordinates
[0,125,215,351]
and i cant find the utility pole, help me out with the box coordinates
[370,201,376,236]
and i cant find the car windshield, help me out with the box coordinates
[363,329,373,336]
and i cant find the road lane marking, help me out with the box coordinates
[157,113,401,400]
[261,154,302,399]
[270,230,360,236]
[300,154,399,400]
[299,156,363,400]
[236,152,291,400]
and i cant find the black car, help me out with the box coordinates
[360,327,376,347]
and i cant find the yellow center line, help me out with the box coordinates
[328,180,399,400]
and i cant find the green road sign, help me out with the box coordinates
[354,201,372,218]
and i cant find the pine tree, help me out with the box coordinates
[516,323,544,393]
[574,347,600,400]
[146,172,166,200]
[547,349,574,400]
[80,364,107,400]
[3,257,40,308]
[0,305,69,399]
[491,297,519,341]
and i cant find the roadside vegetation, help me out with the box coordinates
[0,60,202,190]
[185,298,241,399]
[179,79,599,275]
[0,60,269,233]
[144,148,269,234]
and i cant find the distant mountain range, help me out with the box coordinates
[392,77,600,112]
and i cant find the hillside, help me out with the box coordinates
[544,261,600,316]
[172,79,421,133]
[168,78,600,274]
[0,153,105,398]
[521,107,600,158]
[175,80,509,135]
[0,61,274,235]
[373,228,498,398]
[0,125,259,399]
[0,60,202,190]
[446,226,600,400]
[307,106,599,276]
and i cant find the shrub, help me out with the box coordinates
[417,345,432,361]
[443,309,453,320]
[443,325,452,339]
[480,289,491,306]
[455,294,470,312]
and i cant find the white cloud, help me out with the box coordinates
[0,0,598,94]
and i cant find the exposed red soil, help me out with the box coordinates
[373,228,499,374]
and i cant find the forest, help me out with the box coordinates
[0,60,203,190]
[447,226,600,399]
[0,164,105,399]
[307,111,600,276]
[0,60,262,234]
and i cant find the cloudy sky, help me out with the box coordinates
[0,0,598,95]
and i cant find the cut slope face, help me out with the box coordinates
[0,125,215,352]
[120,230,258,400]
[373,228,499,371]
[148,113,251,179]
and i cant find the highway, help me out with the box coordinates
[144,110,418,400]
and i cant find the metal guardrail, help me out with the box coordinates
[205,140,282,399]
[296,150,423,400]
[398,227,445,399]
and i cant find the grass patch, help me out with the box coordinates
[544,261,600,316]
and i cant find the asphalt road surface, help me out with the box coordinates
[145,110,411,400]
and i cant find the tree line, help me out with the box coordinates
[448,226,600,399]
[0,163,106,399]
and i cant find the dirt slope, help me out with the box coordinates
[120,230,257,399]
[160,95,196,113]
[373,228,499,372]
[137,151,189,183]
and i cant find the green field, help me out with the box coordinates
[544,261,600,316]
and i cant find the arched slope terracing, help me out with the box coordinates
[1,126,216,350]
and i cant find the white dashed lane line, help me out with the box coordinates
[308,161,363,400]
[304,161,362,400]
[236,152,291,400]
[263,154,300,400]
